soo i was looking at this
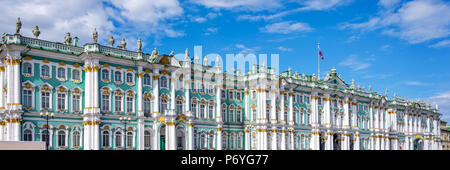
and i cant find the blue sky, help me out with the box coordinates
[1,0,449,121]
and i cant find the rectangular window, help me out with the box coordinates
[209,104,214,120]
[115,96,122,112]
[73,94,80,112]
[126,97,133,113]
[102,94,110,111]
[23,89,32,108]
[57,93,66,111]
[41,91,50,109]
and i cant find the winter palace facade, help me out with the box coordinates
[0,19,443,150]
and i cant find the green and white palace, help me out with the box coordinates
[0,18,443,150]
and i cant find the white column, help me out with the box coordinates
[281,128,286,150]
[0,65,5,114]
[244,129,250,150]
[288,91,293,126]
[187,122,194,150]
[137,69,144,150]
[323,94,332,150]
[311,93,319,150]
[343,97,350,150]
[170,78,176,111]
[216,85,222,150]
[185,80,190,115]
[153,73,160,117]
[271,128,277,150]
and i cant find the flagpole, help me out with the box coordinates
[317,41,320,80]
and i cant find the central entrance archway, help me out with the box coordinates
[413,138,424,150]
[176,128,186,150]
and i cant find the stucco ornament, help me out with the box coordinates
[64,33,72,45]
[137,38,142,52]
[16,17,22,34]
[32,26,40,38]
[120,38,126,49]
[108,36,114,47]
[92,28,98,44]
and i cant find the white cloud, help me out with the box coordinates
[277,46,293,52]
[238,0,351,21]
[190,0,282,11]
[338,54,372,71]
[429,39,450,48]
[342,0,450,44]
[0,0,185,49]
[260,21,313,34]
[378,0,402,9]
[380,44,391,50]
[110,0,183,23]
[424,90,450,122]
[204,27,218,36]
[235,44,260,55]
[405,81,430,86]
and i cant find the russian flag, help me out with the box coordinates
[318,50,324,60]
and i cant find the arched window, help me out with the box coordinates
[200,134,206,150]
[73,131,80,148]
[144,130,151,149]
[176,99,183,115]
[41,129,49,143]
[102,131,110,147]
[57,131,66,147]
[161,97,168,115]
[115,71,122,82]
[230,134,236,149]
[72,70,81,81]
[222,133,227,150]
[144,97,152,117]
[209,133,214,149]
[252,109,257,122]
[23,63,32,74]
[57,67,66,79]
[23,129,33,141]
[126,73,133,84]
[160,77,168,88]
[115,131,122,147]
[193,132,198,150]
[143,74,151,86]
[229,91,233,100]
[102,69,110,81]
[126,131,133,147]
[237,134,242,149]
[41,65,50,77]
[222,106,227,122]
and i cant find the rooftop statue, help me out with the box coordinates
[150,48,158,59]
[93,28,98,44]
[137,38,142,52]
[16,17,22,34]
[64,33,72,45]
[120,38,126,49]
[385,88,388,96]
[32,26,40,38]
[108,36,114,47]
[169,50,174,57]
[185,48,189,61]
